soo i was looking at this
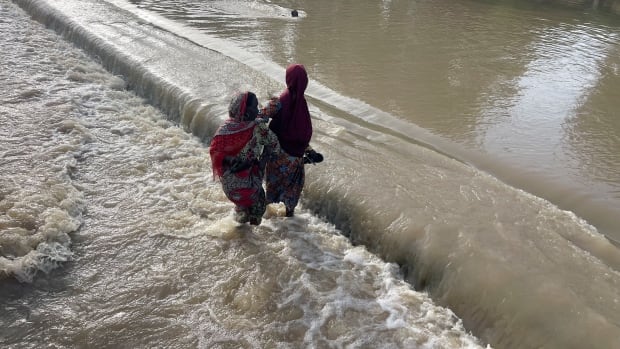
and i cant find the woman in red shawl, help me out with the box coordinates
[265,64,315,217]
[209,91,280,225]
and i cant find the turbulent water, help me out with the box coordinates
[1,0,620,348]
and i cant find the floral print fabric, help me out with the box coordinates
[220,120,280,224]
[265,151,305,214]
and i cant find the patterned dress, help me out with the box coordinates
[210,92,280,225]
[220,121,279,224]
[265,152,304,216]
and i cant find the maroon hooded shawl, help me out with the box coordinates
[269,64,313,157]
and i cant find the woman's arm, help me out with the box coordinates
[257,97,281,120]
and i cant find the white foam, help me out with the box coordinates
[202,212,252,240]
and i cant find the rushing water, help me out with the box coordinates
[1,0,620,348]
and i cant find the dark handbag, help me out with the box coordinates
[303,149,324,164]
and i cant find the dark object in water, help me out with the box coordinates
[291,10,299,17]
[303,149,323,164]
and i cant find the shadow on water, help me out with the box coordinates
[0,266,71,299]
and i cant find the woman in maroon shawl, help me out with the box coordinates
[210,91,280,225]
[265,64,314,217]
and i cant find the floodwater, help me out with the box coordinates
[132,0,620,243]
[2,0,620,348]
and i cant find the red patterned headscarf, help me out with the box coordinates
[209,92,256,179]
